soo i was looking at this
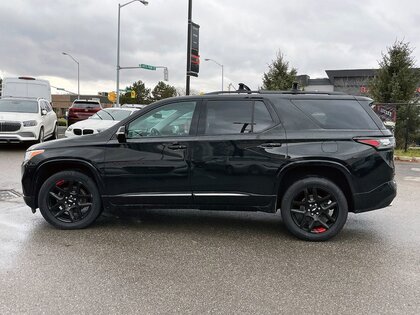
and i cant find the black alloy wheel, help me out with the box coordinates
[38,171,102,229]
[281,177,348,241]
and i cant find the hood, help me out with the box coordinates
[28,123,119,151]
[0,112,39,121]
[69,119,118,130]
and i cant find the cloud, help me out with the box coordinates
[1,0,419,94]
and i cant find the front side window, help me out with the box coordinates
[204,100,274,135]
[127,102,196,139]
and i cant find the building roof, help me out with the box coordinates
[325,69,377,82]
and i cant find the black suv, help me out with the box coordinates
[22,90,396,241]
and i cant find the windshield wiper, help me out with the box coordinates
[102,110,115,120]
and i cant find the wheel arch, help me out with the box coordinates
[33,159,104,209]
[277,160,355,212]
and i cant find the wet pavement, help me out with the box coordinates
[0,144,419,314]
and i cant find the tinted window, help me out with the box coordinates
[0,99,38,113]
[127,102,196,138]
[204,100,274,135]
[254,101,274,132]
[292,99,378,130]
[205,100,253,135]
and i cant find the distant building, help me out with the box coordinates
[297,68,420,96]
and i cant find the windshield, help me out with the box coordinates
[90,109,133,121]
[0,99,38,113]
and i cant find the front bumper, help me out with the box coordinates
[0,132,37,143]
[353,180,397,213]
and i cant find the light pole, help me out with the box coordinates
[62,52,80,99]
[116,0,148,107]
[205,58,224,91]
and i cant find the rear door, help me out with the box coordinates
[190,97,288,210]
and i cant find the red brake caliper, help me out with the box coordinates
[312,227,327,233]
[56,180,65,187]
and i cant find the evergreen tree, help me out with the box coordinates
[369,41,420,150]
[120,80,152,105]
[262,51,297,90]
[151,81,177,101]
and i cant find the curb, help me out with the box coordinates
[394,155,420,163]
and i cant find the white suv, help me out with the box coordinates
[0,97,57,143]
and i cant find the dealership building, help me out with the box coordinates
[297,69,420,96]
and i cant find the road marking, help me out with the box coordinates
[403,176,420,182]
[411,168,420,172]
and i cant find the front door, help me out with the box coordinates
[103,100,199,207]
[190,98,288,211]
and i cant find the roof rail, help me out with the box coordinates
[205,90,346,96]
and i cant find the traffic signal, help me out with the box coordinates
[108,91,117,103]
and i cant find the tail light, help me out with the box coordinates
[354,137,395,150]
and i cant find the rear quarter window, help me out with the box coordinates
[291,99,379,130]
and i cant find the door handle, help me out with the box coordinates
[260,142,282,148]
[167,143,187,150]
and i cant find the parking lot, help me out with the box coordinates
[0,140,419,314]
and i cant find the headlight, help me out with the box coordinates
[23,120,38,127]
[24,150,44,162]
[96,128,105,133]
[66,126,73,132]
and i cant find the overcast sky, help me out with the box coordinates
[1,0,420,95]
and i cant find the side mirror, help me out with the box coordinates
[116,125,127,143]
[41,109,47,116]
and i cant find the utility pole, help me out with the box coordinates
[185,0,192,95]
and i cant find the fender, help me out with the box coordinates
[276,159,355,195]
[35,158,106,195]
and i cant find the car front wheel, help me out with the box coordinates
[38,171,102,229]
[280,177,348,241]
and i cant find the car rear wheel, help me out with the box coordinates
[280,177,348,241]
[38,171,102,229]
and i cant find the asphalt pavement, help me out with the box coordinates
[0,142,419,314]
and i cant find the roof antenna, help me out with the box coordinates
[238,83,251,91]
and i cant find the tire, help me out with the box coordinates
[280,177,348,241]
[51,124,58,140]
[37,127,44,143]
[38,171,102,229]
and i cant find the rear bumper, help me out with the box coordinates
[23,195,36,209]
[353,180,397,213]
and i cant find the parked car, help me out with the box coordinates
[65,108,138,137]
[0,97,57,143]
[67,99,102,126]
[22,90,396,241]
[1,77,51,102]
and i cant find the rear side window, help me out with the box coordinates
[204,100,274,135]
[291,99,378,130]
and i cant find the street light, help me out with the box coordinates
[116,0,149,107]
[205,58,224,91]
[62,52,80,99]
